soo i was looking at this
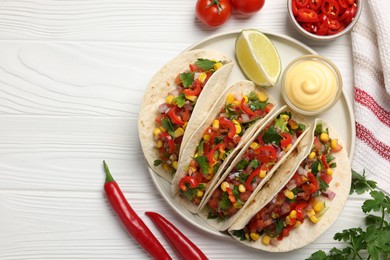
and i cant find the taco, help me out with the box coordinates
[228,119,351,252]
[138,49,234,182]
[171,80,277,213]
[197,106,311,231]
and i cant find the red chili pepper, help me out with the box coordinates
[179,176,199,191]
[183,79,202,96]
[219,118,236,139]
[240,98,257,117]
[145,212,208,260]
[167,106,185,126]
[103,161,171,260]
[207,143,224,164]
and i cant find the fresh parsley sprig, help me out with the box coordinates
[307,170,390,260]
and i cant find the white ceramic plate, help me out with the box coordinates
[148,30,356,238]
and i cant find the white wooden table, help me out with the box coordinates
[0,1,366,259]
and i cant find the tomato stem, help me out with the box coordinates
[208,0,222,14]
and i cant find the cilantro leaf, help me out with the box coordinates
[231,230,246,241]
[219,192,231,210]
[350,170,377,195]
[161,118,175,137]
[154,160,162,166]
[194,156,209,175]
[195,58,216,71]
[180,72,194,88]
[237,160,249,171]
[174,93,186,108]
[262,126,282,145]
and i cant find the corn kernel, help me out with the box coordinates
[245,233,250,240]
[250,142,259,150]
[166,95,174,105]
[320,132,329,143]
[285,143,292,152]
[183,122,188,129]
[160,126,167,133]
[289,210,297,219]
[242,95,248,103]
[331,139,339,150]
[238,184,246,193]
[284,189,295,200]
[295,220,302,227]
[156,140,163,148]
[153,128,162,136]
[212,119,220,131]
[327,168,333,175]
[281,114,290,121]
[233,100,241,106]
[289,120,299,130]
[203,134,211,141]
[172,161,178,170]
[198,72,207,83]
[226,94,235,104]
[197,190,204,197]
[285,216,291,225]
[306,209,315,217]
[173,127,185,138]
[318,164,322,172]
[259,169,267,178]
[163,163,170,171]
[262,235,271,245]
[310,215,319,224]
[250,232,260,241]
[232,119,242,134]
[185,95,197,102]
[257,91,268,102]
[314,201,324,213]
[308,151,316,159]
[214,62,222,70]
[221,181,230,192]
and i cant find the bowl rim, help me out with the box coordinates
[280,54,343,116]
[287,0,362,40]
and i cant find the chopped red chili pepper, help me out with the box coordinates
[179,176,199,191]
[321,155,330,169]
[183,79,202,96]
[103,161,171,260]
[219,118,236,139]
[145,212,208,260]
[167,106,185,126]
[240,98,257,116]
[207,143,225,164]
[245,164,267,192]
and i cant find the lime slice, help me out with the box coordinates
[235,29,281,87]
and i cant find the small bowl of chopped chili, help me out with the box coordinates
[287,0,362,41]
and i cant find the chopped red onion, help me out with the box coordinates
[322,190,336,200]
[297,166,307,176]
[158,103,170,113]
[241,114,250,123]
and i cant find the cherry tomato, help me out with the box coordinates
[231,0,265,15]
[195,0,231,27]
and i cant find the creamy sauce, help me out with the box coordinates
[284,59,338,112]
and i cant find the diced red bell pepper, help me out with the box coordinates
[219,118,236,139]
[207,144,225,164]
[295,202,309,220]
[280,133,293,148]
[167,106,185,126]
[240,98,257,116]
[179,176,199,191]
[183,79,202,97]
[159,132,175,154]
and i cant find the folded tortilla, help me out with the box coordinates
[138,49,234,182]
[228,119,351,252]
[197,106,311,231]
[171,80,277,213]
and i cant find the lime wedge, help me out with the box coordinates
[235,29,281,87]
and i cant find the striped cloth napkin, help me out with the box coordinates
[351,0,390,192]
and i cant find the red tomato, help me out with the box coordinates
[195,0,231,27]
[231,0,265,15]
